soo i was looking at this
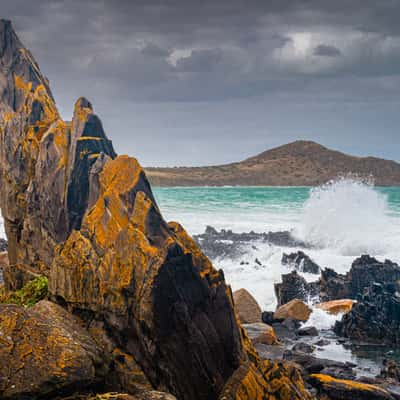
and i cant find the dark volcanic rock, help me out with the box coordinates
[334,282,400,345]
[193,226,310,259]
[282,251,321,274]
[320,268,350,302]
[298,326,319,337]
[275,270,320,306]
[320,255,400,302]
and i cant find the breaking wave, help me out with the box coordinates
[294,178,397,256]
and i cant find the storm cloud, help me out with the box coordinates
[2,0,400,165]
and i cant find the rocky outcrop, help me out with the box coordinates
[233,288,262,324]
[334,282,400,344]
[0,300,105,399]
[320,256,400,302]
[282,251,320,274]
[0,20,314,400]
[275,270,319,306]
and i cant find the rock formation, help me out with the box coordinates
[0,20,314,400]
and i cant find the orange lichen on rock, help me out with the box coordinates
[219,360,314,400]
[0,300,105,399]
[310,374,393,399]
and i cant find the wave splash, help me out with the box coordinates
[294,177,396,256]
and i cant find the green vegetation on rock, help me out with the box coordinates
[0,276,48,307]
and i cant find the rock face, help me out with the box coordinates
[0,300,105,399]
[334,283,400,344]
[0,20,314,400]
[233,288,262,324]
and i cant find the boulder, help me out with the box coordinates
[309,374,394,400]
[297,326,319,337]
[316,299,355,315]
[242,322,280,345]
[282,251,321,274]
[0,300,105,399]
[275,270,320,306]
[233,288,262,323]
[320,268,350,302]
[274,299,312,322]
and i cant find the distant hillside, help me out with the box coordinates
[145,141,400,186]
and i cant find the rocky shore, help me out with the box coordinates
[0,19,399,400]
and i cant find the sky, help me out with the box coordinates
[3,0,400,166]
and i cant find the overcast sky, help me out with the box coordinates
[3,0,400,166]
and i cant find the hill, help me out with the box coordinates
[145,140,400,186]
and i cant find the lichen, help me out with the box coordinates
[0,276,48,307]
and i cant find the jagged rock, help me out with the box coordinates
[282,251,321,274]
[275,270,319,306]
[0,20,315,400]
[316,299,355,315]
[243,323,280,345]
[320,268,350,302]
[320,256,400,302]
[233,288,262,323]
[274,299,312,322]
[334,283,400,344]
[0,300,106,399]
[309,374,394,400]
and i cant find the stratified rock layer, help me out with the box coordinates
[0,20,314,400]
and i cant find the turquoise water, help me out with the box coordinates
[153,180,400,310]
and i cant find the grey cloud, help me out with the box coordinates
[1,0,400,165]
[313,44,342,57]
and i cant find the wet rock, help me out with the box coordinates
[334,283,400,345]
[272,318,300,341]
[274,299,312,322]
[261,311,275,325]
[316,299,355,315]
[284,351,355,380]
[298,326,319,337]
[0,239,7,251]
[309,373,394,400]
[275,270,320,306]
[233,288,262,323]
[193,226,310,260]
[320,256,400,302]
[0,300,106,399]
[379,360,400,383]
[292,343,316,354]
[254,343,286,360]
[320,268,350,302]
[243,322,280,345]
[282,251,321,274]
[314,339,330,347]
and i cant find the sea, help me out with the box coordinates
[152,178,400,318]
